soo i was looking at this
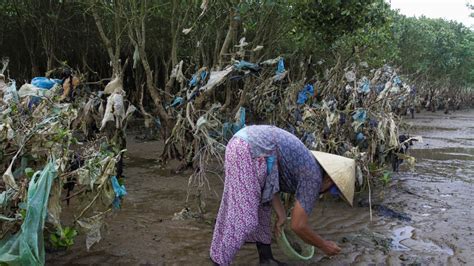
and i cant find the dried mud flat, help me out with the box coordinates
[47,110,474,265]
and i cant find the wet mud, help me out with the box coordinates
[47,110,474,265]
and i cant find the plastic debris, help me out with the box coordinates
[297,84,315,105]
[3,80,18,103]
[345,71,356,82]
[133,45,140,69]
[233,60,260,72]
[273,58,287,82]
[223,107,246,139]
[77,212,107,251]
[169,97,184,108]
[358,78,370,94]
[31,77,61,89]
[111,176,127,209]
[198,66,233,93]
[0,160,57,266]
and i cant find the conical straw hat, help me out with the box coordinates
[310,151,356,206]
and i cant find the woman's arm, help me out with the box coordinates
[290,200,341,256]
[272,193,286,237]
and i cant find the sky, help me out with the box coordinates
[389,0,473,27]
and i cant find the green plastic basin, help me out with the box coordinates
[276,219,315,261]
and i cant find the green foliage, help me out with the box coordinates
[294,0,390,42]
[380,171,392,186]
[393,14,474,89]
[24,168,34,179]
[0,0,471,94]
[49,227,78,249]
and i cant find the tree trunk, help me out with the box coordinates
[219,9,238,67]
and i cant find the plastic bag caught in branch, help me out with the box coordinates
[133,46,140,69]
[0,160,57,265]
[170,60,186,84]
[77,212,107,251]
[199,0,209,17]
[3,80,19,104]
[47,182,62,228]
[198,66,234,93]
[110,176,127,209]
[103,76,123,95]
[182,27,192,35]
[2,162,18,190]
[100,93,125,130]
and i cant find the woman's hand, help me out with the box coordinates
[274,215,286,238]
[321,240,341,256]
[272,194,287,237]
[291,200,342,257]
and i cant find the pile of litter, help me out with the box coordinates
[0,71,133,264]
[161,55,419,210]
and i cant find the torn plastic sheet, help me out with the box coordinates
[358,78,370,94]
[18,84,53,98]
[0,122,14,141]
[169,97,184,108]
[2,161,18,190]
[198,66,233,93]
[3,80,18,103]
[133,46,140,69]
[233,60,260,72]
[352,109,367,131]
[103,76,123,95]
[77,212,107,251]
[352,109,367,123]
[261,57,280,66]
[345,71,356,82]
[223,107,246,139]
[375,83,384,93]
[0,188,15,209]
[393,76,402,86]
[100,93,126,130]
[170,60,186,84]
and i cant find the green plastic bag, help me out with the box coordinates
[0,160,57,266]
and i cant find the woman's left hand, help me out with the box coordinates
[274,216,286,238]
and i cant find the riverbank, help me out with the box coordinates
[47,109,474,265]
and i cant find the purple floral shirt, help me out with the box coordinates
[234,125,323,215]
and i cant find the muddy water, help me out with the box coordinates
[47,110,474,265]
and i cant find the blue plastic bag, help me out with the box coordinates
[31,77,61,89]
[358,79,370,94]
[375,83,385,93]
[276,58,285,74]
[356,132,366,142]
[234,60,260,72]
[223,107,246,139]
[189,70,208,87]
[111,176,127,209]
[200,70,207,81]
[169,97,184,108]
[352,109,367,123]
[393,76,402,87]
[297,84,314,105]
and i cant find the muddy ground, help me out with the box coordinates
[47,109,474,265]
